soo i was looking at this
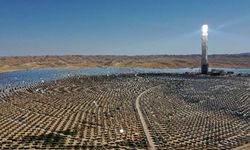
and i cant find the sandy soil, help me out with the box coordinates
[0,54,249,73]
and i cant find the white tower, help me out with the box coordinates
[201,24,208,74]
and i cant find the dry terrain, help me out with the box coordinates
[0,54,249,73]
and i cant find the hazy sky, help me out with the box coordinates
[0,0,249,56]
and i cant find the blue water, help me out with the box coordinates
[0,67,249,89]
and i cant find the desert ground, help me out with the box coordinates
[0,74,249,149]
[0,54,249,73]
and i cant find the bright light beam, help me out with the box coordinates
[202,24,208,36]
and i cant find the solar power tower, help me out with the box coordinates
[201,24,209,74]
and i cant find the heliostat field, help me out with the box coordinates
[0,74,249,149]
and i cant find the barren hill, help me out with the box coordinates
[0,54,249,73]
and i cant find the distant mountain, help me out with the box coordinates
[209,53,250,58]
[238,52,250,56]
[0,54,249,73]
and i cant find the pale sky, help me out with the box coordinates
[0,0,249,56]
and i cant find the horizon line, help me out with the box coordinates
[0,52,249,57]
